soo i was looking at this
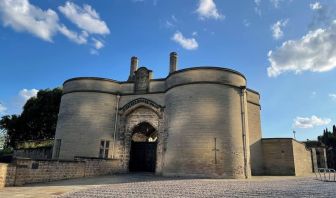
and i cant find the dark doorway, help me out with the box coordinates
[129,122,158,172]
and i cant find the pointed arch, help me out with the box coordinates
[117,97,166,175]
[119,98,164,118]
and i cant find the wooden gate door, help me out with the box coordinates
[129,141,157,172]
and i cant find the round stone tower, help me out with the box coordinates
[162,67,251,179]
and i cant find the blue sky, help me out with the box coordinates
[0,0,336,141]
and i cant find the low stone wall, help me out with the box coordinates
[262,139,295,175]
[261,138,312,176]
[0,157,123,188]
[0,163,16,188]
[75,157,125,177]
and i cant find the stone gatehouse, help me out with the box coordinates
[52,52,312,178]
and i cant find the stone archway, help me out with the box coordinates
[129,122,158,172]
[118,98,165,174]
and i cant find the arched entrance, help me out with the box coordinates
[118,98,166,174]
[129,122,158,172]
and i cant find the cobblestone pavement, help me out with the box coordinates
[57,174,335,198]
[1,174,335,198]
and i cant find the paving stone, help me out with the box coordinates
[56,174,335,198]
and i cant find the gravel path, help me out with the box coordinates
[58,175,335,198]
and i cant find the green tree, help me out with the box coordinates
[318,125,336,169]
[0,88,62,148]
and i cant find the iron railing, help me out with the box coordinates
[315,168,336,182]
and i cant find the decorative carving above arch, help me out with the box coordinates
[117,98,166,175]
[134,67,152,93]
[119,98,164,118]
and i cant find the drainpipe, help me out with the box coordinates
[112,95,120,159]
[240,86,249,179]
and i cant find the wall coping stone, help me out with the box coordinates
[13,157,85,163]
[261,138,311,150]
[74,156,121,161]
[63,66,247,85]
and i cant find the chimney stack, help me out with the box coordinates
[169,52,178,74]
[128,56,138,81]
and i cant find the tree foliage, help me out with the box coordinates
[0,88,62,148]
[318,125,336,169]
[318,125,336,147]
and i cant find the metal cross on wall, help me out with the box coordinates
[212,138,219,164]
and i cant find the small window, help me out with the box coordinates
[99,140,110,158]
[54,139,62,159]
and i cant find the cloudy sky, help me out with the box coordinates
[0,0,336,141]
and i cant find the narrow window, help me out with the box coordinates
[54,139,62,159]
[105,141,110,158]
[99,140,110,159]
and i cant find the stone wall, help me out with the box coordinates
[0,163,16,188]
[0,158,123,188]
[292,140,313,176]
[262,138,312,176]
[163,83,249,179]
[262,139,295,175]
[54,92,118,160]
[55,82,165,160]
[247,90,263,175]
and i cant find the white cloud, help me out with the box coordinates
[255,0,261,6]
[58,25,88,44]
[92,38,104,49]
[271,19,288,40]
[0,103,7,115]
[309,2,332,29]
[172,31,198,50]
[19,89,38,101]
[171,15,177,22]
[243,19,250,27]
[267,21,336,77]
[90,49,99,55]
[254,0,262,16]
[0,0,109,53]
[329,93,336,101]
[58,2,110,35]
[165,20,174,28]
[0,0,59,42]
[254,8,261,16]
[310,2,322,10]
[164,15,178,29]
[270,0,283,8]
[196,0,224,20]
[293,115,331,129]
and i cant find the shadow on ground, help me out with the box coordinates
[20,173,195,187]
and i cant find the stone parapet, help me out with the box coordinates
[166,67,246,91]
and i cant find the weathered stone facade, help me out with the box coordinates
[52,53,312,178]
